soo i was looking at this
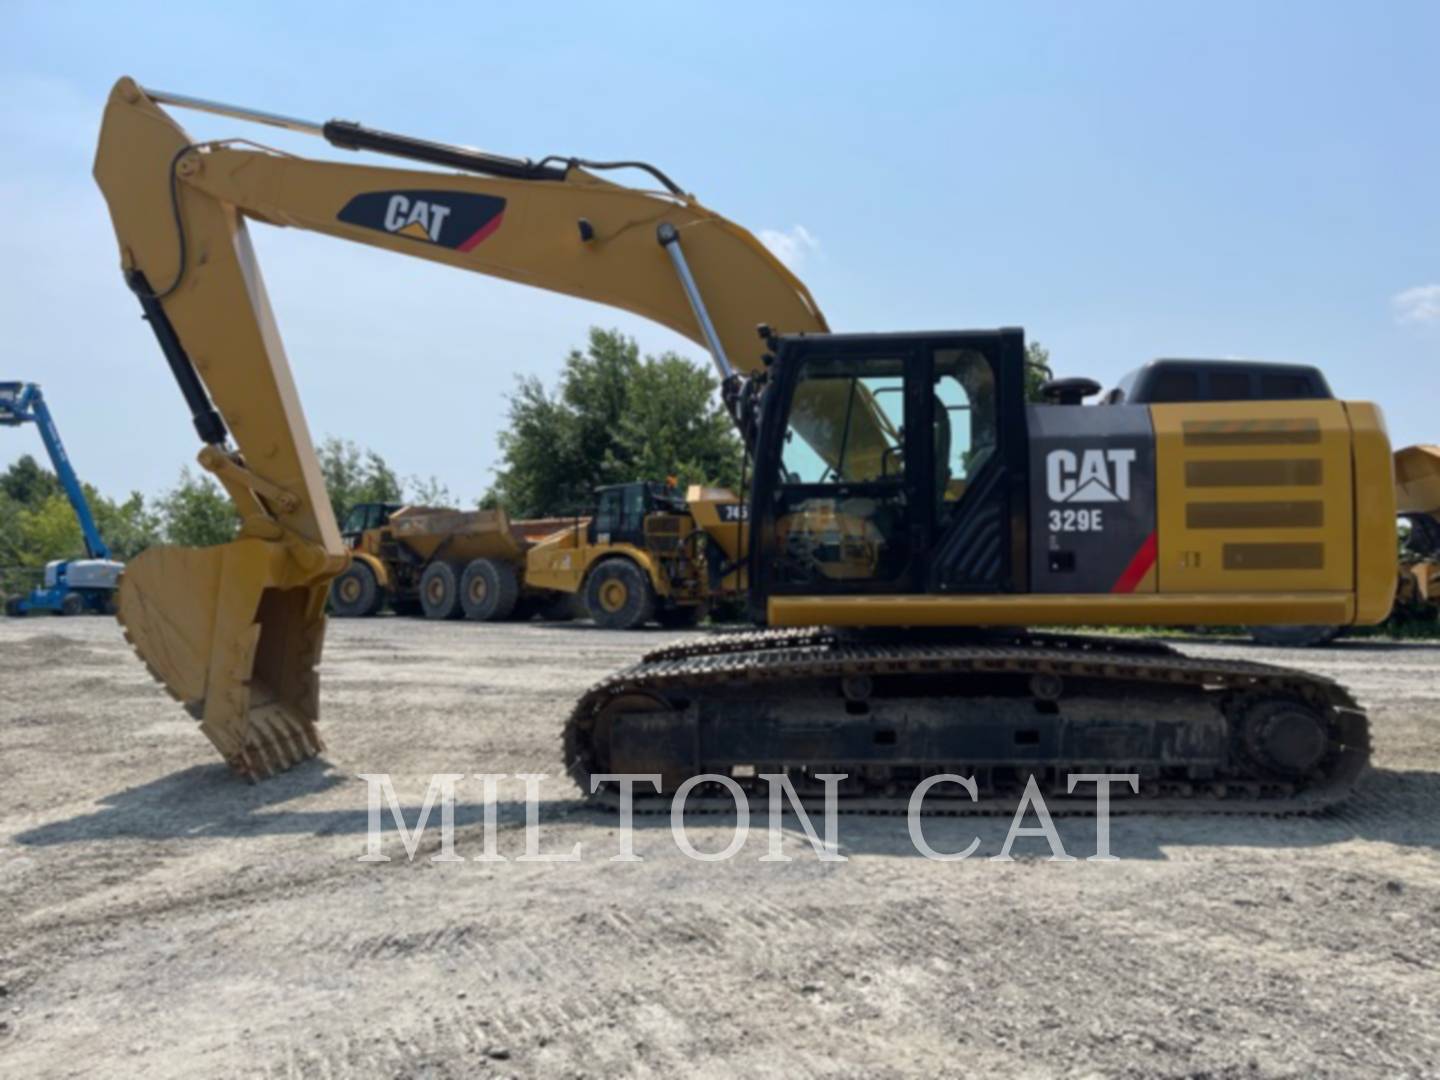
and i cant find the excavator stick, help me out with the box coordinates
[95,79,348,778]
[118,540,330,779]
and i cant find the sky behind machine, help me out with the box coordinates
[4,4,1437,502]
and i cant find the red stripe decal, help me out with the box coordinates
[457,212,504,252]
[1111,530,1157,593]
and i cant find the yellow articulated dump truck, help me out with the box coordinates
[329,501,544,620]
[525,481,747,629]
[331,481,750,628]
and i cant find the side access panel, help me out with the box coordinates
[1027,404,1157,594]
[1151,402,1353,593]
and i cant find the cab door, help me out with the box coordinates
[922,332,1028,594]
[751,341,927,600]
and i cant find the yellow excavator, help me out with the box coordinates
[94,78,1435,809]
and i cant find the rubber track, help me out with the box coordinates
[565,630,1369,816]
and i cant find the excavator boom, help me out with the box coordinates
[93,77,827,777]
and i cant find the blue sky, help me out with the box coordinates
[1,1,1436,504]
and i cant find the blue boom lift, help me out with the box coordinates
[1,381,123,616]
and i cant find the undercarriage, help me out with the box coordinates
[566,628,1370,814]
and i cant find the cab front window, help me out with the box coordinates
[771,353,913,588]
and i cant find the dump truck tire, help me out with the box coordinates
[585,559,656,630]
[656,604,704,629]
[330,562,381,618]
[460,558,519,621]
[60,593,85,616]
[1249,625,1345,648]
[419,562,462,620]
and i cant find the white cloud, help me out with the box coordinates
[1393,284,1440,325]
[758,225,820,270]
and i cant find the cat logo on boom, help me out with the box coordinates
[383,194,451,243]
[336,190,507,252]
[1046,448,1136,503]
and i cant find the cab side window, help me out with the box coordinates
[595,490,621,536]
[622,485,646,534]
[341,506,367,536]
[932,348,995,507]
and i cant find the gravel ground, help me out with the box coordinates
[1,615,1437,1079]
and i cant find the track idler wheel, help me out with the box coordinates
[568,690,681,792]
[1238,697,1330,778]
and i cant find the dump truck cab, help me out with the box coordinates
[338,501,403,548]
[588,482,687,547]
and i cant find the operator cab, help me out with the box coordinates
[589,481,687,547]
[746,339,1353,622]
[339,502,402,547]
[1102,358,1333,404]
[749,329,1028,619]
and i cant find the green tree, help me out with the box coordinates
[406,474,454,508]
[488,328,741,516]
[92,491,160,559]
[154,468,239,547]
[619,353,741,491]
[0,491,23,567]
[561,328,641,480]
[489,375,589,514]
[1025,341,1053,403]
[1,454,61,505]
[0,455,158,565]
[317,436,403,524]
[13,493,83,567]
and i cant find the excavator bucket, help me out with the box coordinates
[1395,445,1440,517]
[118,539,330,780]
